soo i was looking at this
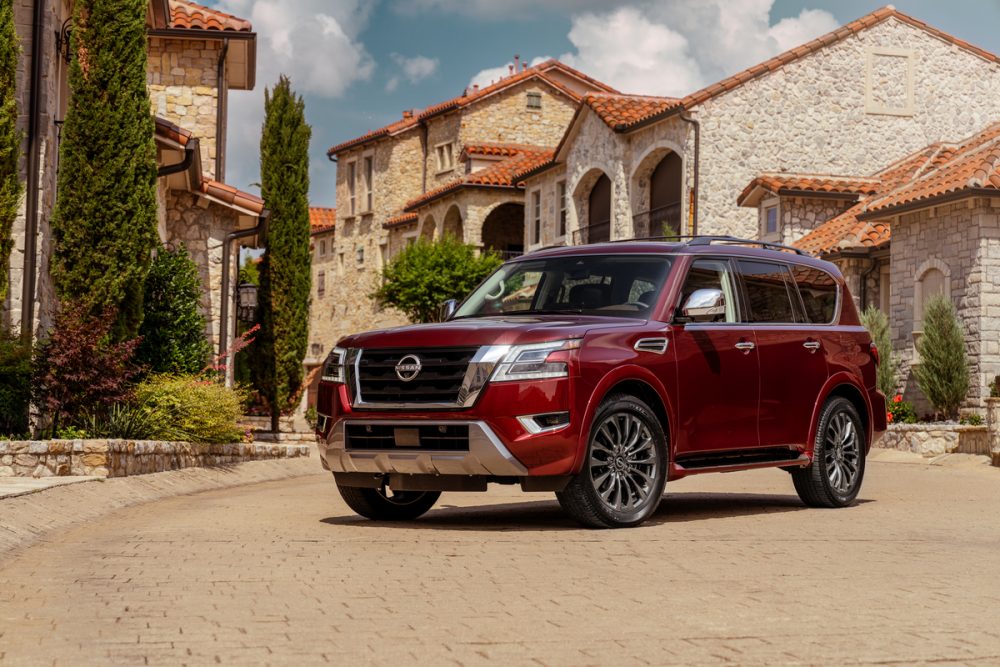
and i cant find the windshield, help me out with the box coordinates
[454,254,674,320]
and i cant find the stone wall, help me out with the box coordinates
[164,191,244,350]
[0,439,310,478]
[889,199,1000,410]
[878,423,990,457]
[307,228,339,364]
[147,37,222,178]
[987,398,1000,466]
[777,196,856,246]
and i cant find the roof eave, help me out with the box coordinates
[857,187,997,220]
[404,183,519,212]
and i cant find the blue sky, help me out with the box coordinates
[207,1,1000,208]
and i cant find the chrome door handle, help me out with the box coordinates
[803,341,821,352]
[734,341,755,351]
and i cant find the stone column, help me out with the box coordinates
[986,398,1000,467]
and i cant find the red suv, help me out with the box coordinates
[316,237,887,528]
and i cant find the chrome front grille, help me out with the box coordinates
[353,347,479,407]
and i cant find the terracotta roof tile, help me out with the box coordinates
[737,173,881,206]
[582,93,683,131]
[327,60,615,156]
[168,0,252,32]
[199,178,264,215]
[309,207,336,234]
[795,122,1000,254]
[383,212,419,230]
[154,116,192,146]
[403,146,555,212]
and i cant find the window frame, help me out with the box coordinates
[362,153,374,213]
[787,262,841,325]
[526,91,542,110]
[345,160,357,216]
[556,181,567,240]
[434,141,455,174]
[735,259,802,325]
[530,189,542,247]
[317,270,326,298]
[760,197,780,241]
[673,257,742,325]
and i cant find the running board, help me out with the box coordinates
[674,447,809,474]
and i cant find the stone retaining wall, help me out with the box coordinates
[0,440,310,479]
[878,423,990,457]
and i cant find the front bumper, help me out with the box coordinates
[319,419,529,476]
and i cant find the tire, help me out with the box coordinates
[556,394,668,528]
[792,397,867,508]
[337,482,440,521]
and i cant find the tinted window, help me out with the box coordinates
[790,264,838,324]
[454,255,673,320]
[738,260,797,323]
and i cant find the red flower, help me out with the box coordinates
[893,394,903,403]
[886,411,893,424]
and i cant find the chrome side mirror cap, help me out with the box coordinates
[681,288,725,322]
[439,298,458,321]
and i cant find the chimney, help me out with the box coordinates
[473,84,479,92]
[402,109,413,119]
[514,54,520,72]
[508,64,514,76]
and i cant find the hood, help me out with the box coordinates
[338,315,646,349]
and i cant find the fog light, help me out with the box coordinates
[517,412,570,434]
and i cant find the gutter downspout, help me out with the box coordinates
[215,38,229,181]
[679,110,700,236]
[860,252,879,310]
[157,142,196,177]
[218,210,269,386]
[20,0,46,341]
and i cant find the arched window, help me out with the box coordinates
[649,153,682,236]
[587,174,611,243]
[915,264,948,330]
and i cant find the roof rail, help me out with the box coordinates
[685,235,809,256]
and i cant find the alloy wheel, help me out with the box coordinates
[589,412,659,512]
[824,411,860,494]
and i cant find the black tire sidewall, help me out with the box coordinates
[580,395,668,527]
[814,397,866,506]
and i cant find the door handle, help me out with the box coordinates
[803,340,821,352]
[734,341,756,351]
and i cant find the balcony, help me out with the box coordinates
[571,203,682,245]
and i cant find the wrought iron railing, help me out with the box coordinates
[570,204,682,245]
[571,221,610,245]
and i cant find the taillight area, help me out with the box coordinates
[870,341,880,367]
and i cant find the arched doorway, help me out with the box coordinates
[481,203,524,259]
[442,205,462,241]
[420,214,435,241]
[649,153,682,237]
[587,174,611,243]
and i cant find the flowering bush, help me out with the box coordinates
[135,375,248,444]
[886,394,917,424]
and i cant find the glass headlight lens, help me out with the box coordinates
[322,346,347,383]
[490,340,579,382]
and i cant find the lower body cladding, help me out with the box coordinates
[319,419,571,492]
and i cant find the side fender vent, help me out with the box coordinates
[634,338,669,354]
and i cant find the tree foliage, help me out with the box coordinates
[0,328,30,436]
[860,306,899,398]
[375,236,502,323]
[32,304,141,433]
[0,0,22,305]
[50,0,158,338]
[253,76,311,429]
[137,245,211,374]
[914,295,970,420]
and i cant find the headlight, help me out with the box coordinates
[490,339,580,382]
[322,346,347,383]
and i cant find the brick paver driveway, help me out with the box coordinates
[2,454,1000,665]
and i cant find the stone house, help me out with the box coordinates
[744,124,1000,413]
[8,0,261,366]
[323,59,616,342]
[522,6,1000,253]
[305,206,336,405]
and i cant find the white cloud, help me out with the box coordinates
[468,56,549,89]
[467,1,838,99]
[386,54,440,92]
[208,0,375,193]
[395,0,627,20]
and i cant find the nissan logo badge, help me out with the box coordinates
[395,354,422,382]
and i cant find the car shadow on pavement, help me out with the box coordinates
[319,491,869,532]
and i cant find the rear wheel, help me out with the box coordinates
[337,482,440,521]
[556,394,667,528]
[792,397,866,507]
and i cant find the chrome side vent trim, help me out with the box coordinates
[634,337,669,354]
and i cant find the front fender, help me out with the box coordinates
[571,364,675,474]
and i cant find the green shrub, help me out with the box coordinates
[860,306,899,398]
[887,394,917,424]
[959,413,983,426]
[137,245,211,374]
[0,329,31,436]
[914,295,970,420]
[135,375,246,443]
[374,236,502,323]
[0,0,23,305]
[990,375,1000,398]
[83,399,164,440]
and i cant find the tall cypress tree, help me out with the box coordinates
[50,0,158,338]
[0,0,21,306]
[255,76,311,431]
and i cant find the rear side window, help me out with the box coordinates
[790,264,838,324]
[737,260,798,324]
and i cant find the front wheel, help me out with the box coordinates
[556,394,668,528]
[337,482,440,521]
[791,397,866,507]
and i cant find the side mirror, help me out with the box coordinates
[439,299,458,321]
[680,288,725,322]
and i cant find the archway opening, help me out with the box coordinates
[648,152,682,237]
[481,203,525,259]
[420,215,436,241]
[442,205,463,241]
[586,173,611,243]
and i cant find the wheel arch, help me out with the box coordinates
[811,374,873,453]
